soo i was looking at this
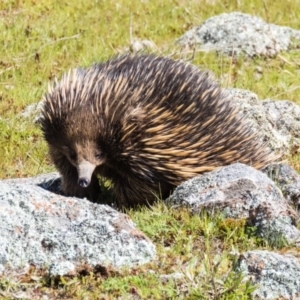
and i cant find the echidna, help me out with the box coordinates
[40,54,275,207]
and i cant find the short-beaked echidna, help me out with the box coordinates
[40,54,275,207]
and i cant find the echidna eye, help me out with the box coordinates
[69,149,77,160]
[95,153,101,159]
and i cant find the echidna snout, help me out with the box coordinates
[77,160,96,188]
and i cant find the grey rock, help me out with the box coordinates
[0,175,156,276]
[48,261,76,276]
[237,250,300,299]
[20,101,44,123]
[262,100,300,154]
[4,172,62,194]
[263,163,300,208]
[226,88,300,155]
[167,163,300,244]
[177,12,300,57]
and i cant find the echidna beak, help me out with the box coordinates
[77,160,96,188]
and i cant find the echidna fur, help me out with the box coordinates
[40,54,276,207]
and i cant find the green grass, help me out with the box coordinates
[1,0,300,298]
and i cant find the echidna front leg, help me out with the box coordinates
[49,146,101,201]
[112,175,163,207]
